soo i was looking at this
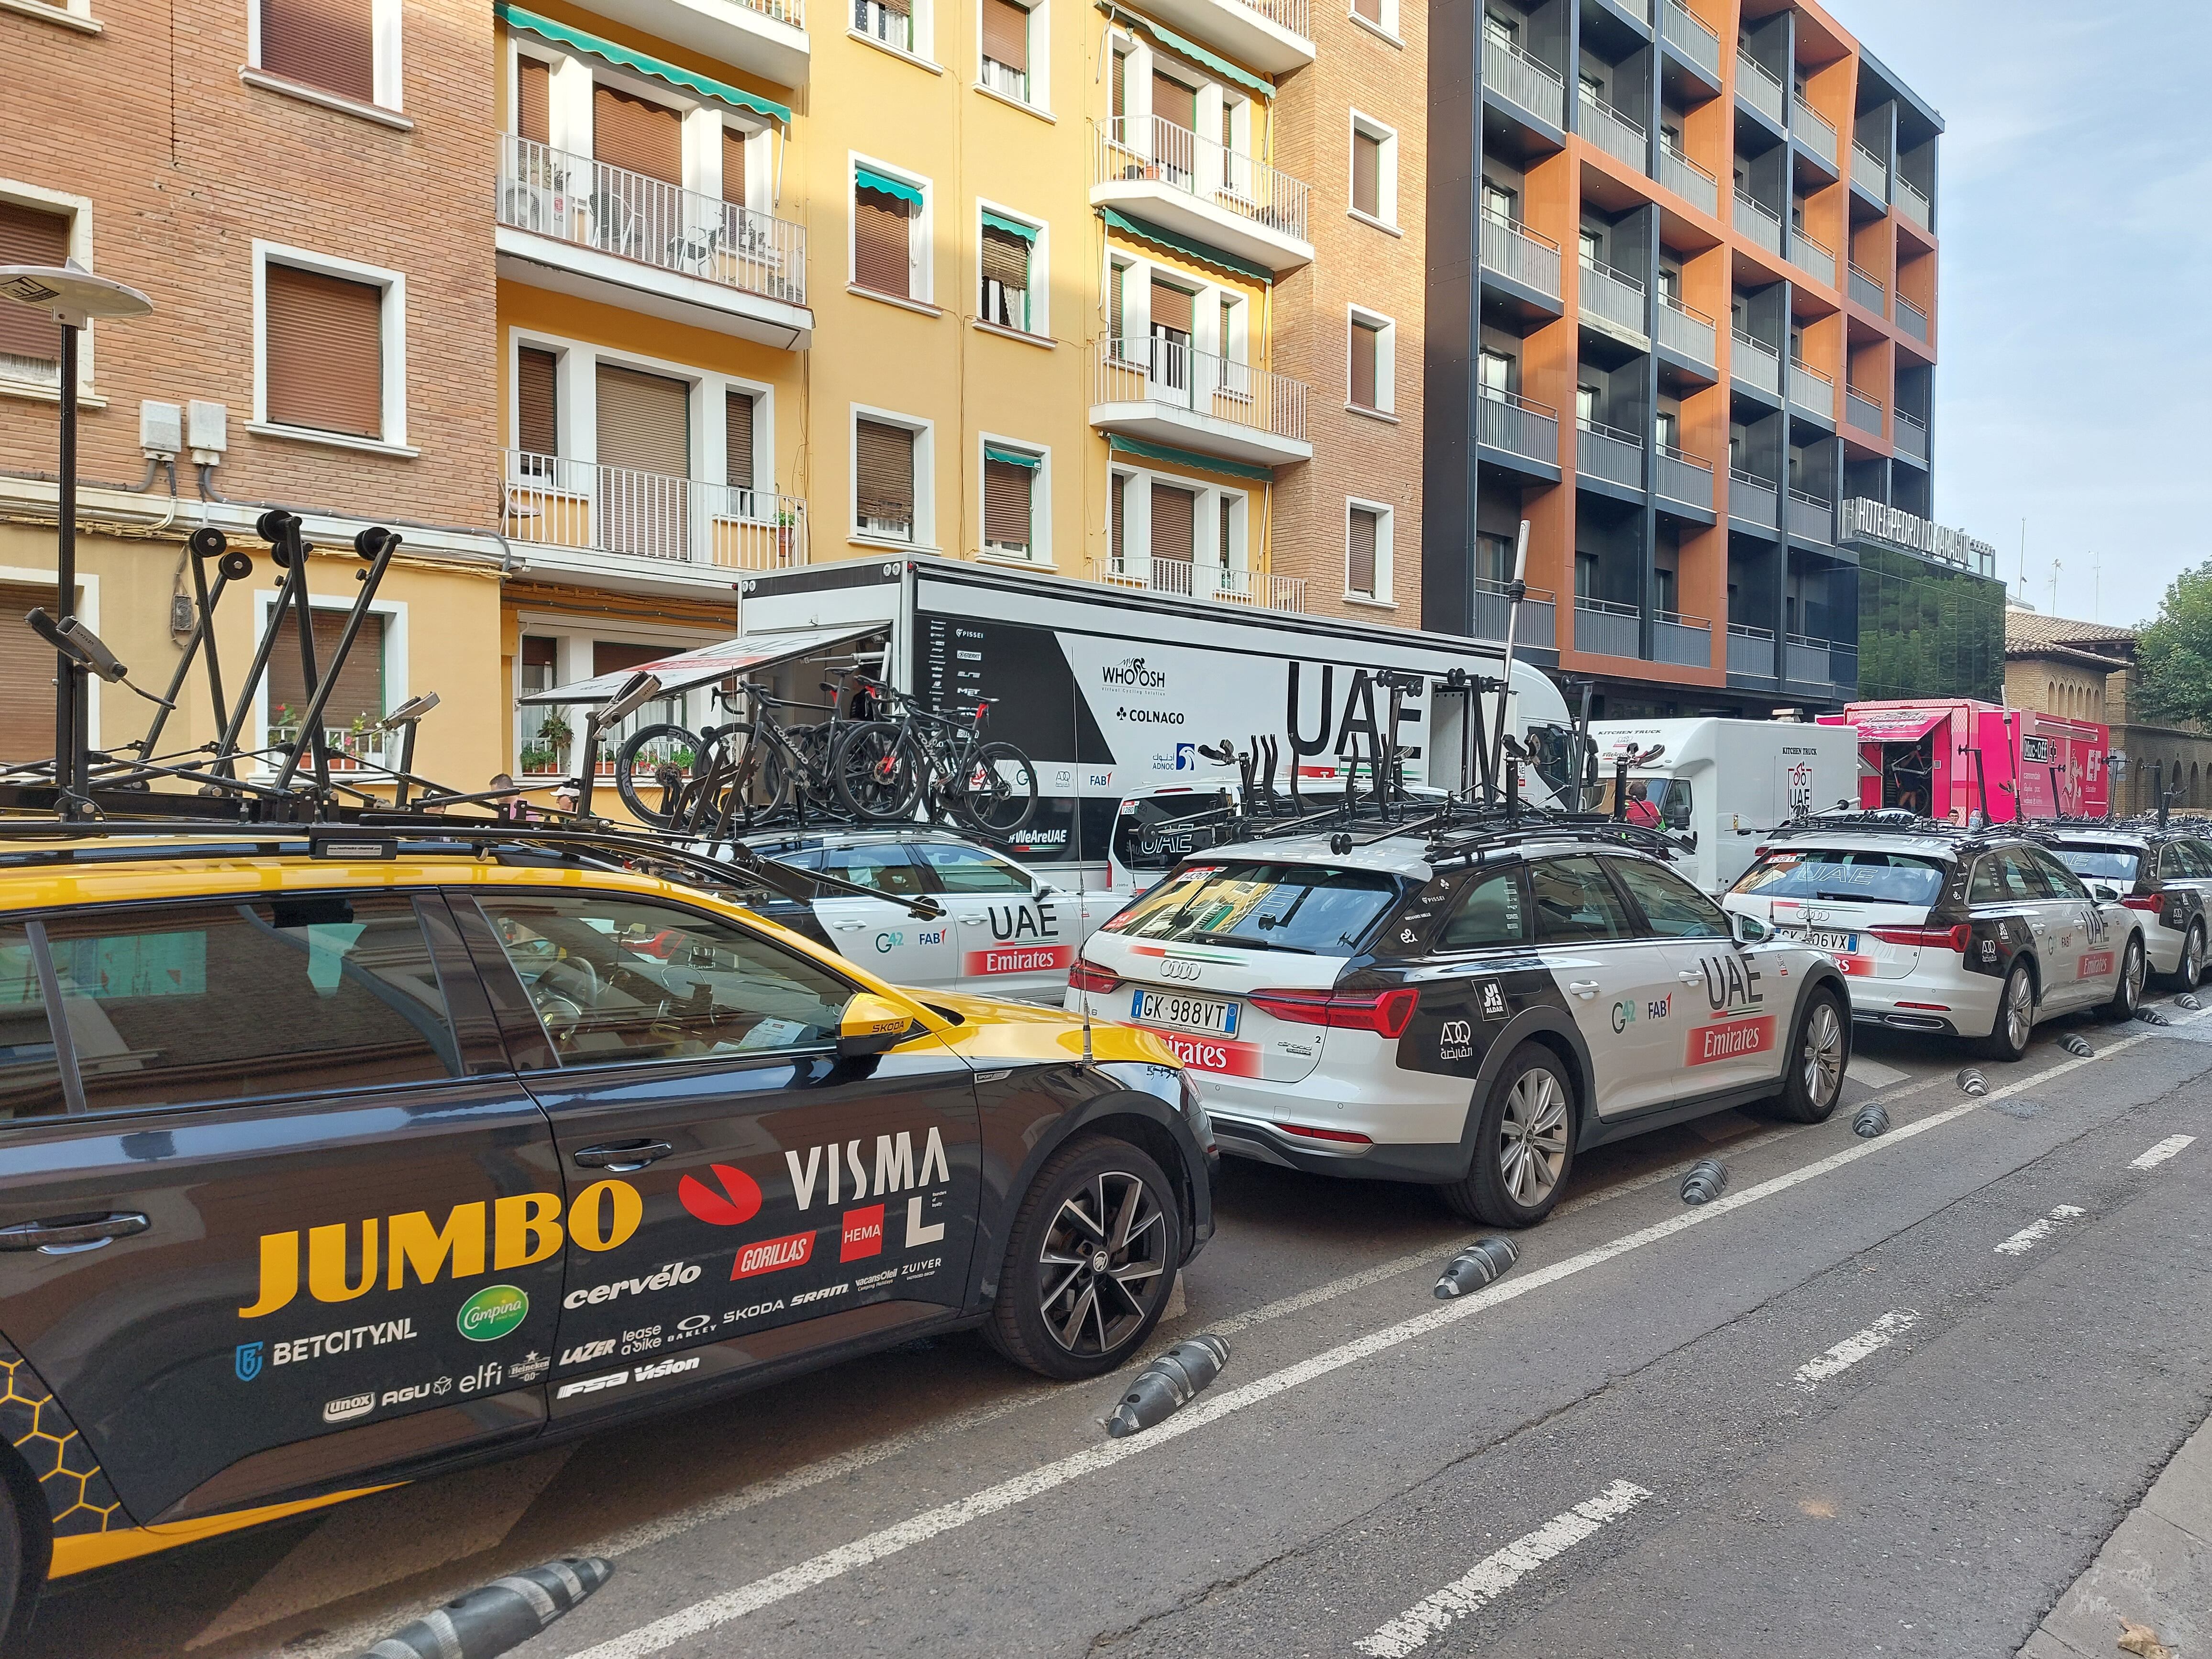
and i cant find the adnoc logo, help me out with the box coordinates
[456,1284,530,1342]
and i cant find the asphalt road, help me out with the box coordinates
[26,997,2212,1659]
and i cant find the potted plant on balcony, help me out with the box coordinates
[268,702,300,754]
[775,507,798,564]
[535,712,573,774]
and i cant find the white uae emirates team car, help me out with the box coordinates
[2023,822,2212,990]
[1067,821,1851,1228]
[1722,817,2148,1060]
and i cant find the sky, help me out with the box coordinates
[1833,0,2212,629]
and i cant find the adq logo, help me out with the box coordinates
[1438,1018,1474,1062]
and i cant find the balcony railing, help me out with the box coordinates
[1655,610,1713,667]
[1655,444,1714,511]
[497,135,806,306]
[1896,293,1929,342]
[1729,467,1778,527]
[1479,209,1562,300]
[1792,97,1836,167]
[1896,175,1932,230]
[1484,34,1565,128]
[1787,355,1834,417]
[502,451,808,569]
[1736,50,1783,122]
[1894,410,1928,462]
[1095,336,1308,443]
[1787,224,1835,288]
[1094,117,1310,246]
[1472,577,1558,649]
[1578,86,1647,171]
[1092,557,1305,613]
[1574,596,1641,658]
[1848,261,1886,314]
[1476,384,1560,467]
[1787,633,1853,686]
[1659,0,1719,80]
[1845,386,1884,435]
[1731,328,1780,395]
[1576,418,1646,489]
[1656,292,1715,366]
[266,724,401,775]
[1787,487,1833,543]
[1727,622,1775,676]
[1659,142,1717,215]
[1579,256,1647,338]
[1734,189,1782,254]
[1852,139,1887,196]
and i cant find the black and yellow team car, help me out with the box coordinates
[0,830,1214,1631]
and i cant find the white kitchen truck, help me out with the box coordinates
[1587,717,1861,894]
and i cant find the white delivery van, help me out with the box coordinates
[1586,718,1860,894]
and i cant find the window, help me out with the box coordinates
[914,841,1032,893]
[1655,566,1677,615]
[1476,531,1512,587]
[1348,310,1394,413]
[1576,382,1599,425]
[815,844,929,895]
[1477,348,1513,396]
[268,607,389,750]
[723,125,750,210]
[1610,858,1727,937]
[1482,8,1519,48]
[0,927,62,1122]
[853,164,925,300]
[1578,227,1603,266]
[1575,550,1598,599]
[1109,863,1400,953]
[255,244,405,448]
[856,0,915,52]
[0,198,71,384]
[1481,179,1516,223]
[516,345,558,467]
[1347,504,1388,600]
[1110,471,1128,567]
[1150,482,1196,563]
[982,442,1041,558]
[1654,409,1679,449]
[2024,846,2090,901]
[595,364,691,557]
[255,0,377,105]
[518,637,562,774]
[979,0,1031,101]
[1438,869,1529,951]
[516,56,550,143]
[1528,856,1635,944]
[1349,116,1396,224]
[855,412,925,542]
[978,207,1040,332]
[1150,278,1194,384]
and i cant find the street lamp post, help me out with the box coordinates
[0,260,152,812]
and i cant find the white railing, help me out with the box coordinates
[268,725,401,774]
[740,0,802,23]
[501,451,808,570]
[1852,139,1887,195]
[1655,610,1713,667]
[1731,328,1780,395]
[1787,224,1835,288]
[1579,257,1647,337]
[1733,189,1782,254]
[497,136,806,306]
[1655,444,1714,510]
[1729,467,1778,526]
[1896,293,1928,342]
[1227,0,1309,39]
[1894,409,1927,462]
[1660,0,1719,80]
[1092,557,1306,613]
[1483,35,1565,127]
[1786,486,1833,543]
[1659,142,1717,214]
[1472,577,1557,648]
[1848,261,1886,313]
[1476,383,1559,466]
[1735,50,1783,122]
[1792,97,1836,167]
[1656,292,1715,365]
[1095,336,1308,443]
[1727,622,1774,675]
[1576,418,1646,488]
[1787,355,1833,416]
[1479,209,1562,299]
[1896,175,1931,230]
[1574,596,1641,658]
[1094,117,1310,246]
[1845,386,1883,434]
[1578,86,1647,171]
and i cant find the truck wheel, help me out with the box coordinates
[2103,934,2145,1022]
[985,1136,1182,1381]
[1978,962,2035,1061]
[1438,1045,1575,1228]
[1764,988,1848,1123]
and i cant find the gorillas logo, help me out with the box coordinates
[1101,657,1167,690]
[678,1164,764,1228]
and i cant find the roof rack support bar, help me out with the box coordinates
[275,527,401,793]
[138,529,238,764]
[277,517,330,794]
[213,518,309,779]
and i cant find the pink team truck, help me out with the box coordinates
[1821,698,2109,823]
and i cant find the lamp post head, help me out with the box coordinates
[0,260,152,328]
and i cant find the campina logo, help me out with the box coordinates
[1100,656,1167,691]
[456,1284,530,1342]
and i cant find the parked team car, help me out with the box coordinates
[1723,816,2148,1058]
[1067,820,1852,1228]
[2021,821,2212,989]
[0,831,1213,1630]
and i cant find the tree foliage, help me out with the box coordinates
[2135,560,2212,730]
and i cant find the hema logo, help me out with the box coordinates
[1101,657,1167,690]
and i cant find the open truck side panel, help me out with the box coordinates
[1826,699,2109,824]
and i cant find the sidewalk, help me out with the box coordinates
[2024,1416,2212,1658]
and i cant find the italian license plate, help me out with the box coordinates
[1783,927,1860,953]
[1132,989,1239,1036]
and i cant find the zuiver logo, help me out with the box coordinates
[1100,656,1167,690]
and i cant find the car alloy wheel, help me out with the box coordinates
[1037,1171,1168,1359]
[1800,997,1845,1108]
[2003,967,2034,1050]
[2108,935,2144,1020]
[1497,1067,1570,1207]
[2184,926,2204,988]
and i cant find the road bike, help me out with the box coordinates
[613,675,874,832]
[831,689,1039,834]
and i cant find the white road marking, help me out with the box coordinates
[1994,1205,2088,1257]
[1790,1309,1920,1391]
[1846,1057,1911,1089]
[1351,1481,1653,1658]
[2131,1134,2196,1171]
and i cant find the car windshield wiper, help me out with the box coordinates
[1811,888,1918,905]
[1200,935,1315,954]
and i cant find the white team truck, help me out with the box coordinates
[1586,719,1860,895]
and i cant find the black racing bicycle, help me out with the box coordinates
[831,688,1039,834]
[614,675,874,832]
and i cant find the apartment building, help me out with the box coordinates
[1423,0,1951,717]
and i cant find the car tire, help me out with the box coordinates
[1764,987,1849,1123]
[1979,961,2035,1061]
[2168,923,2203,992]
[984,1135,1183,1382]
[1437,1044,1576,1228]
[0,1483,23,1651]
[2104,933,2146,1022]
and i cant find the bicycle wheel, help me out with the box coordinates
[613,724,702,828]
[954,741,1039,835]
[833,723,922,821]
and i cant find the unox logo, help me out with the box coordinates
[1101,657,1167,690]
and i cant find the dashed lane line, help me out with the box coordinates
[1791,1309,1921,1391]
[2131,1134,2197,1171]
[1995,1205,2088,1257]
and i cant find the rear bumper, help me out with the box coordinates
[1844,963,2000,1039]
[1208,1112,1469,1183]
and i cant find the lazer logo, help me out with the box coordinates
[560,1339,618,1367]
[785,1128,951,1211]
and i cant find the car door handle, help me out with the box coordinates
[834,922,864,931]
[0,1213,151,1254]
[573,1141,674,1172]
[958,915,986,924]
[1678,971,1706,984]
[1568,981,1601,999]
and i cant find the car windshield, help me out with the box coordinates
[1107,862,1401,954]
[1732,848,1948,907]
[2054,845,2142,883]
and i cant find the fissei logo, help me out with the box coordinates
[321,1393,375,1425]
[786,1128,951,1211]
[560,1338,618,1367]
[1159,958,1203,982]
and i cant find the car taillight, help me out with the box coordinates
[1273,1121,1373,1145]
[2122,895,2164,913]
[1869,923,1970,952]
[1068,962,1122,995]
[1249,986,1420,1038]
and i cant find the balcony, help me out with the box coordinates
[1736,51,1783,124]
[1852,140,1887,197]
[501,450,807,574]
[1092,557,1306,612]
[1655,444,1714,512]
[1787,633,1854,687]
[1579,86,1647,172]
[1576,418,1646,489]
[1656,292,1716,368]
[1479,210,1562,301]
[1655,610,1714,667]
[1092,118,1313,273]
[1092,337,1311,466]
[1727,622,1774,676]
[1659,142,1718,215]
[1476,384,1561,471]
[1484,35,1565,129]
[495,136,811,346]
[1787,487,1833,543]
[561,0,808,86]
[1733,189,1782,255]
[1472,578,1559,648]
[1897,293,1929,343]
[1894,410,1928,463]
[1579,256,1648,344]
[1896,176,1932,231]
[1574,596,1642,658]
[1848,261,1886,314]
[1787,355,1834,419]
[1792,98,1836,168]
[1729,467,1778,528]
[1845,385,1883,435]
[1659,0,1719,83]
[1121,0,1313,74]
[1731,328,1781,396]
[1787,224,1835,288]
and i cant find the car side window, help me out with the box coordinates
[914,842,1032,894]
[0,925,66,1122]
[37,894,461,1116]
[1528,856,1635,945]
[1607,857,1730,939]
[1438,868,1529,951]
[818,844,927,896]
[476,893,857,1068]
[2028,847,2090,901]
[1968,854,2013,905]
[2185,842,2212,879]
[2002,848,2055,900]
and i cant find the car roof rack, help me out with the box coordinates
[1756,810,2011,854]
[1421,809,1691,873]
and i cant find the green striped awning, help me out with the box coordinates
[984,444,1041,468]
[1097,207,1273,285]
[496,3,791,125]
[1107,433,1273,483]
[980,208,1039,242]
[856,165,925,207]
[1096,2,1274,100]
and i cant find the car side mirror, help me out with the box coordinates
[1732,912,1773,945]
[837,992,918,1060]
[2089,882,2121,905]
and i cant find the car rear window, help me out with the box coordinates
[1731,848,1948,907]
[1106,862,1401,955]
[2053,845,2142,883]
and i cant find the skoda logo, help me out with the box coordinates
[1160,959,1203,982]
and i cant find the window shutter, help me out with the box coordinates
[1218,496,1233,567]
[259,0,374,102]
[1111,49,1127,119]
[517,59,550,144]
[725,390,756,490]
[984,460,1031,551]
[981,0,1028,70]
[1351,0,1381,20]
[0,202,70,368]
[1150,484,1195,561]
[268,611,387,730]
[1349,321,1378,407]
[265,264,383,439]
[855,419,915,531]
[1352,131,1382,217]
[595,365,690,476]
[1110,473,1126,564]
[1109,263,1126,341]
[722,127,748,207]
[854,187,912,296]
[1348,508,1378,595]
[1150,280,1193,335]
[517,346,559,455]
[0,580,61,762]
[593,85,684,185]
[1152,73,1196,132]
[980,225,1029,326]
